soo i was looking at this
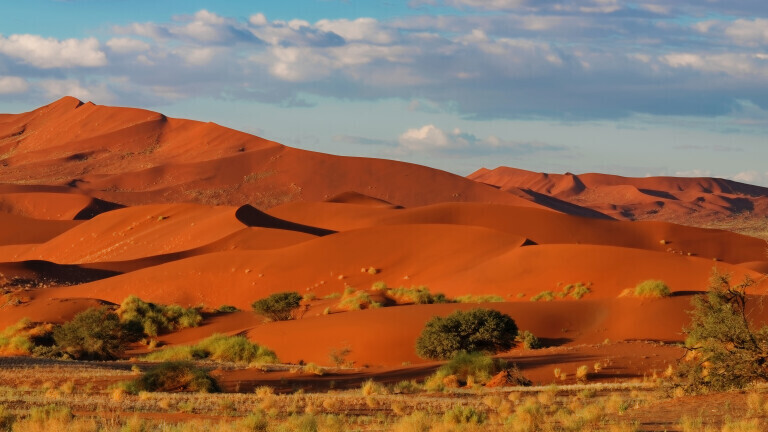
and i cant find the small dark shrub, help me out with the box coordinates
[123,361,219,393]
[518,330,542,350]
[252,292,302,321]
[416,308,518,360]
[53,307,125,360]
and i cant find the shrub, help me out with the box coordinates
[443,405,487,425]
[634,280,671,298]
[216,305,238,313]
[118,296,202,338]
[434,351,505,385]
[144,334,278,364]
[530,291,555,302]
[517,330,542,350]
[416,308,518,360]
[53,307,125,360]
[385,286,449,304]
[455,294,505,303]
[122,361,219,393]
[675,270,767,393]
[338,290,377,310]
[251,292,302,321]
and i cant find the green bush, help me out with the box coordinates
[435,351,505,384]
[53,307,125,360]
[251,292,302,321]
[144,334,278,364]
[455,294,505,303]
[385,286,450,304]
[415,308,518,360]
[122,361,219,393]
[530,291,555,302]
[676,271,767,393]
[216,305,238,313]
[518,330,542,350]
[634,280,671,298]
[118,296,202,338]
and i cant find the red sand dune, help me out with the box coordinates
[0,97,543,211]
[470,166,768,223]
[2,98,768,385]
[269,202,767,265]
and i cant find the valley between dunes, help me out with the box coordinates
[1,97,768,393]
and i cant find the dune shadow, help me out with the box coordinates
[538,337,572,347]
[522,189,614,220]
[639,189,678,200]
[74,198,125,220]
[235,205,335,236]
[0,260,122,287]
[670,290,704,297]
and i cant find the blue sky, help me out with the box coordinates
[0,0,767,184]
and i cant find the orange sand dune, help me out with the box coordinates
[0,98,541,211]
[5,204,247,264]
[0,213,81,246]
[269,202,766,264]
[470,166,768,223]
[244,296,738,367]
[0,192,121,220]
[34,224,529,307]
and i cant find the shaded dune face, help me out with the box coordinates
[0,98,766,382]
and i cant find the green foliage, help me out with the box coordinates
[338,290,377,310]
[53,307,125,360]
[634,280,671,298]
[122,361,219,393]
[216,305,238,313]
[251,292,302,321]
[415,308,518,360]
[0,319,35,354]
[434,351,505,384]
[530,291,555,302]
[118,296,202,338]
[518,330,543,350]
[558,282,592,299]
[385,285,450,304]
[144,334,278,364]
[443,405,487,425]
[676,270,767,393]
[455,294,505,303]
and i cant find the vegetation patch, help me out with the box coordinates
[54,307,126,360]
[416,308,518,360]
[251,292,302,321]
[144,334,278,365]
[633,280,671,298]
[455,294,505,303]
[121,361,220,393]
[118,295,202,338]
[530,291,555,302]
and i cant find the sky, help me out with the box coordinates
[0,1,767,184]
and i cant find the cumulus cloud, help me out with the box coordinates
[106,38,150,54]
[0,34,106,68]
[38,79,114,103]
[0,76,29,94]
[731,171,768,186]
[396,124,565,155]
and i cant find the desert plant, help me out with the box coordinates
[122,361,220,393]
[144,333,278,364]
[634,280,671,298]
[385,285,449,304]
[433,351,505,385]
[415,308,518,360]
[517,330,542,350]
[251,292,302,321]
[530,291,555,302]
[216,305,238,313]
[53,307,125,360]
[455,294,505,303]
[675,270,768,393]
[118,296,202,338]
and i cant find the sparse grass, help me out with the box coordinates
[143,334,278,365]
[633,280,671,298]
[385,285,450,304]
[120,361,220,393]
[338,290,380,310]
[530,291,555,302]
[455,294,505,303]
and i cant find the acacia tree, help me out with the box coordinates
[416,308,518,360]
[677,270,768,393]
[53,307,125,360]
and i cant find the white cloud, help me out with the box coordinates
[106,38,150,54]
[396,124,565,155]
[0,34,106,68]
[731,171,768,186]
[723,18,768,46]
[38,79,114,103]
[315,18,396,44]
[0,76,29,94]
[674,169,712,178]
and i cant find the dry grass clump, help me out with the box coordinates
[338,289,381,310]
[143,333,278,365]
[633,280,671,298]
[120,361,219,394]
[530,291,555,302]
